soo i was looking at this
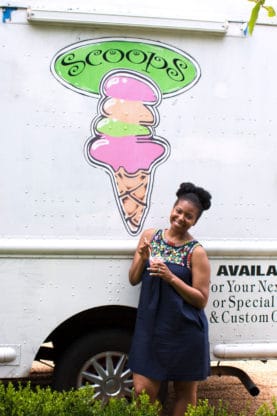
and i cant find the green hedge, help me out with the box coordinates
[0,383,160,416]
[184,398,277,416]
[0,383,276,416]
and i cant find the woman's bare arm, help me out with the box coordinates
[129,228,156,286]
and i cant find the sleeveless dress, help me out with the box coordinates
[128,229,210,381]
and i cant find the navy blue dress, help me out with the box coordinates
[128,229,210,381]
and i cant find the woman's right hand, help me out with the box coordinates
[137,236,151,261]
[129,229,155,286]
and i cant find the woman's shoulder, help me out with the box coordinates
[140,228,158,240]
[190,242,209,260]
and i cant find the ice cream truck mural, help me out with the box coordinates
[1,0,277,400]
[52,38,199,235]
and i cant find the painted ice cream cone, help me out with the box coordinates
[86,70,170,235]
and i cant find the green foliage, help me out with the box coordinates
[0,382,275,416]
[255,397,277,416]
[0,383,97,416]
[184,399,248,416]
[184,398,277,416]
[247,0,276,35]
[0,383,161,416]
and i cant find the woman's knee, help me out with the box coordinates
[133,373,161,401]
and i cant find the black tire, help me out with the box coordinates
[52,328,133,401]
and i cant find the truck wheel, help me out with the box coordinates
[52,329,133,401]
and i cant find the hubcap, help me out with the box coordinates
[77,351,133,401]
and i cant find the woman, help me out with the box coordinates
[128,182,212,416]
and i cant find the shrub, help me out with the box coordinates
[255,397,277,416]
[184,399,248,416]
[0,383,97,416]
[0,382,161,416]
[0,382,275,416]
[184,398,277,416]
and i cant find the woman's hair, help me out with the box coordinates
[176,182,212,218]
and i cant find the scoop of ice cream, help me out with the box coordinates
[103,73,159,103]
[88,135,166,173]
[102,98,155,125]
[95,118,152,138]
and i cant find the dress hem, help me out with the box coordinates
[129,366,211,382]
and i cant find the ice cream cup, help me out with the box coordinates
[149,255,164,266]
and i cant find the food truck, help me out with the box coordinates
[0,0,276,400]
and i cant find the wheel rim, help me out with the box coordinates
[77,351,133,401]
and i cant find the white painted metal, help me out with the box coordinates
[0,346,18,364]
[213,343,277,359]
[27,8,228,33]
[0,0,277,382]
[0,239,277,256]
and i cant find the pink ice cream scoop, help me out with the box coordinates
[103,73,159,103]
[89,135,166,173]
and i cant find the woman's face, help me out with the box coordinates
[170,199,200,233]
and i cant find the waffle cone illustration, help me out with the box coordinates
[113,167,151,234]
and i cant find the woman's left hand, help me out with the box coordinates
[148,260,173,282]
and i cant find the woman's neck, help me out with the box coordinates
[163,229,192,246]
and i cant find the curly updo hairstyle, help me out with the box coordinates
[176,182,212,219]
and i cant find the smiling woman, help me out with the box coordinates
[128,182,212,416]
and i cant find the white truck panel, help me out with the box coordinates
[0,0,277,394]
